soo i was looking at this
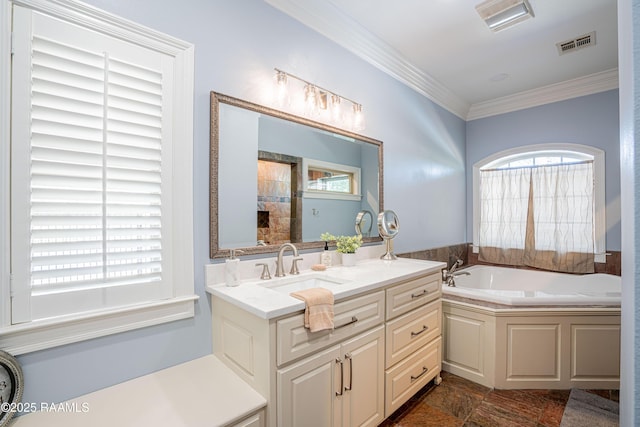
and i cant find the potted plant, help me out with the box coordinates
[321,233,363,266]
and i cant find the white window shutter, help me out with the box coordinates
[11,6,174,323]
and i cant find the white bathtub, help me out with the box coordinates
[442,265,621,306]
[441,265,621,389]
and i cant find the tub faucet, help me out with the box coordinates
[443,259,469,287]
[275,243,300,277]
[448,259,462,274]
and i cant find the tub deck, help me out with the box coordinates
[442,265,621,307]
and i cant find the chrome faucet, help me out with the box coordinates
[442,259,469,287]
[275,243,301,277]
[448,259,462,275]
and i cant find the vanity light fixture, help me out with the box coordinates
[476,0,534,32]
[274,68,365,131]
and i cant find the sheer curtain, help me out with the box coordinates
[479,162,595,273]
[478,167,530,266]
[524,162,595,272]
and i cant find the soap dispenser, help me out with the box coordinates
[320,241,332,267]
[225,249,244,287]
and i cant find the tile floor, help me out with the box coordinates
[380,371,619,427]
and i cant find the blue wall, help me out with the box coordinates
[466,90,621,251]
[16,0,467,405]
[15,0,620,409]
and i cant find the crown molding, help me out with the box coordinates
[266,1,618,123]
[265,0,470,119]
[466,68,619,121]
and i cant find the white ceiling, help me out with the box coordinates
[266,0,619,119]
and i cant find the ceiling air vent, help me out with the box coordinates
[556,31,596,55]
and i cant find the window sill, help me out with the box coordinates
[301,191,362,201]
[0,295,199,355]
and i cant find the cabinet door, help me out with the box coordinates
[341,325,385,427]
[277,345,342,427]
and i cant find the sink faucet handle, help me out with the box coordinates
[290,257,303,275]
[255,263,271,280]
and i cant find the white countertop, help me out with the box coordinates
[206,256,446,319]
[11,355,266,427]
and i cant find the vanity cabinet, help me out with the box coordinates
[277,325,384,427]
[211,263,444,427]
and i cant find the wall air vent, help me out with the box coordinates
[556,31,596,55]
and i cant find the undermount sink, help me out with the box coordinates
[261,274,348,294]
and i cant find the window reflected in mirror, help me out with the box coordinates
[303,159,361,199]
[307,168,352,193]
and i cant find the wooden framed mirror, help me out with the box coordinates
[210,92,383,258]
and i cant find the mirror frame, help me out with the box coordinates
[210,91,384,258]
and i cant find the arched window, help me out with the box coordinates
[472,144,605,272]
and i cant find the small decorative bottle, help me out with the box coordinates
[320,241,332,267]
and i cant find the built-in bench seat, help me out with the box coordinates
[11,355,266,427]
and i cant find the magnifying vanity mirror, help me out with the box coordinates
[210,92,384,258]
[355,210,374,237]
[378,210,399,260]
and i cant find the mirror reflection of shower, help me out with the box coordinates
[257,158,295,246]
[378,210,399,260]
[355,210,373,237]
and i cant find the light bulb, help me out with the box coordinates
[330,95,343,125]
[352,104,365,131]
[304,84,319,117]
[275,70,290,107]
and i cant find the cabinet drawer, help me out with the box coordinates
[385,299,441,368]
[385,336,442,417]
[385,272,441,319]
[277,290,385,366]
[228,410,265,427]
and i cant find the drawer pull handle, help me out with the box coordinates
[336,358,344,396]
[411,289,429,299]
[410,366,429,382]
[335,316,358,330]
[345,353,353,391]
[411,325,429,337]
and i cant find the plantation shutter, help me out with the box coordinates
[11,6,174,323]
